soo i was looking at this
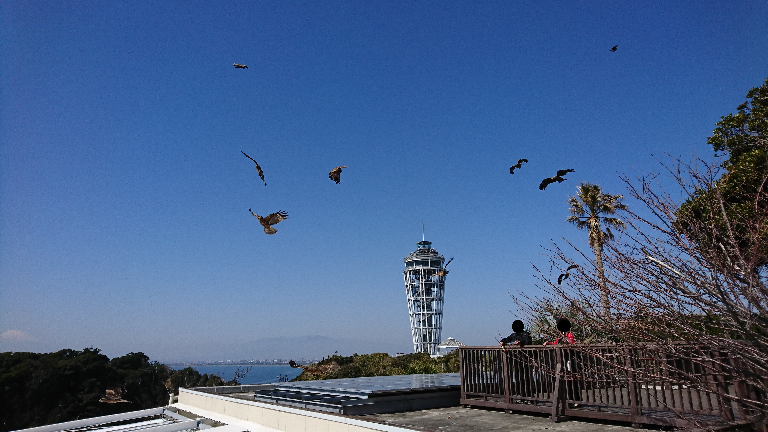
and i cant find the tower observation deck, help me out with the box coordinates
[403,239,446,356]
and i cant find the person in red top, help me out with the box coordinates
[543,317,576,345]
[543,317,581,406]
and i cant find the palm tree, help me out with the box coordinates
[567,183,627,320]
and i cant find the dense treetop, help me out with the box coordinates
[0,349,233,431]
[678,77,768,271]
[708,78,768,160]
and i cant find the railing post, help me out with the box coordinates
[459,347,466,404]
[713,350,734,422]
[551,347,564,422]
[501,348,511,406]
[624,347,642,427]
[728,353,750,420]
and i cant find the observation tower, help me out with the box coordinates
[403,237,446,356]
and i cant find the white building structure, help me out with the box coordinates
[403,238,446,356]
[436,337,466,357]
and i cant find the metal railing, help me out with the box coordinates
[459,344,764,428]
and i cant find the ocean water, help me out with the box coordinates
[189,364,302,384]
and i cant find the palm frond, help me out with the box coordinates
[568,183,627,250]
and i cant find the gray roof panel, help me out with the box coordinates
[274,373,460,398]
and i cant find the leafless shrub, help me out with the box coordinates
[514,144,768,428]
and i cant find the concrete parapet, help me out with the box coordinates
[189,384,276,394]
[176,388,415,432]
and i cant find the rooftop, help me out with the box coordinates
[241,373,460,415]
[179,374,656,431]
[275,373,460,397]
[364,406,654,432]
[436,338,465,348]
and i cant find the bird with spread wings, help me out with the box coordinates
[510,159,528,174]
[241,151,266,186]
[539,169,575,190]
[329,166,348,184]
[433,257,454,279]
[558,264,579,285]
[234,63,248,69]
[99,387,129,403]
[610,45,618,52]
[249,209,288,235]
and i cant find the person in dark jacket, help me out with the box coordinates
[500,320,533,398]
[500,320,533,347]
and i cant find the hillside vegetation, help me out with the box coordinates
[291,351,459,381]
[0,348,232,431]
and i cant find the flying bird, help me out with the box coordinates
[241,151,266,185]
[234,63,248,69]
[99,387,129,403]
[539,175,566,190]
[249,209,288,235]
[510,159,528,174]
[610,45,618,52]
[329,166,348,184]
[434,257,454,278]
[539,169,575,190]
[558,264,579,285]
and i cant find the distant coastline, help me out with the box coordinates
[166,358,321,367]
[186,364,303,385]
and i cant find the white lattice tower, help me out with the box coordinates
[403,240,445,356]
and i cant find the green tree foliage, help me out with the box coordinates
[291,351,459,381]
[0,349,234,431]
[678,77,768,271]
[166,367,233,395]
[708,78,768,159]
[108,353,171,408]
[0,349,170,431]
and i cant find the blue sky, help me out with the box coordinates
[2,1,767,362]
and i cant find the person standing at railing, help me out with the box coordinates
[500,320,532,347]
[500,320,533,398]
[543,317,581,407]
[542,318,576,346]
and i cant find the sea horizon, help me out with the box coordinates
[185,364,304,385]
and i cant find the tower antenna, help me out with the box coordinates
[422,220,425,241]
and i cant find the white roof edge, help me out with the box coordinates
[13,408,167,432]
[437,337,466,348]
[178,388,416,432]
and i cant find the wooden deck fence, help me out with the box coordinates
[459,344,765,428]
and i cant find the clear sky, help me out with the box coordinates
[2,1,767,362]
